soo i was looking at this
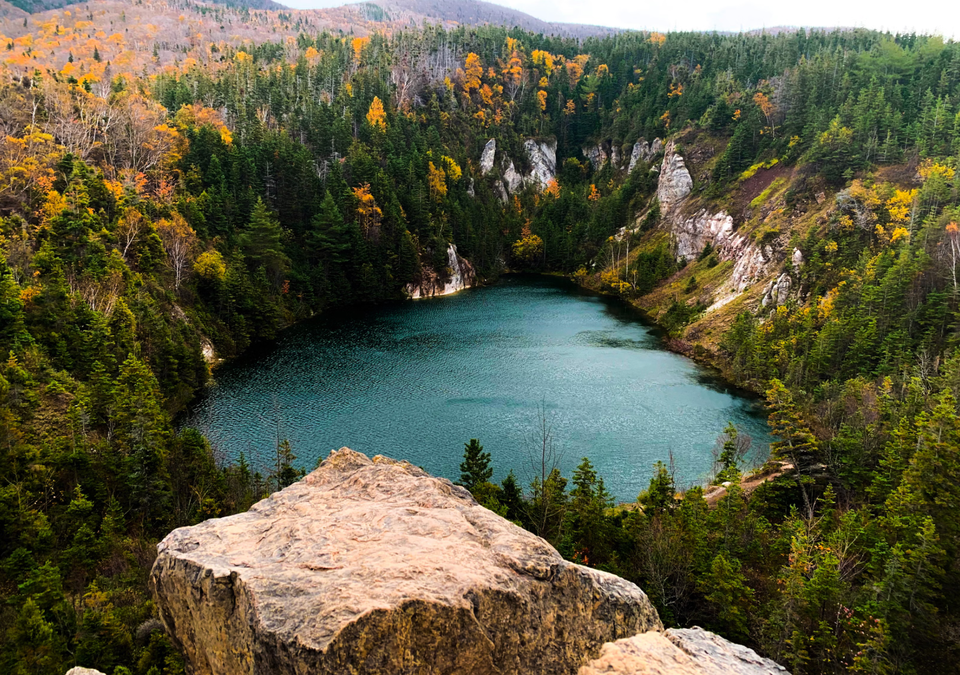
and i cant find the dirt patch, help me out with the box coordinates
[730,163,792,218]
[875,162,920,187]
[703,461,792,508]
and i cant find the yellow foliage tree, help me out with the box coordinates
[427,162,447,201]
[462,52,482,96]
[353,183,382,237]
[366,96,386,131]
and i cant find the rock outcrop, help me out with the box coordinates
[405,243,476,298]
[579,628,789,675]
[479,137,557,199]
[652,141,783,303]
[502,158,523,194]
[584,143,609,169]
[65,669,107,675]
[151,448,662,675]
[525,138,557,190]
[480,138,497,174]
[761,273,792,307]
[628,138,663,173]
[656,140,693,214]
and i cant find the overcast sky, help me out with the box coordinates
[278,0,958,37]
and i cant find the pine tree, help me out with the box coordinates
[241,197,290,286]
[500,470,524,522]
[459,439,492,490]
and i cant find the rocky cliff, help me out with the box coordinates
[654,140,785,308]
[480,137,557,200]
[151,448,662,675]
[405,243,476,299]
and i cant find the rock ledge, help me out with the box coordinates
[151,448,661,675]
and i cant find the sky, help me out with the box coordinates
[278,0,959,37]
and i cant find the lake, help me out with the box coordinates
[180,275,771,501]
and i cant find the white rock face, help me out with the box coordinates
[480,139,496,175]
[579,627,790,675]
[792,247,804,269]
[524,139,557,190]
[673,210,736,262]
[761,273,792,307]
[656,140,693,214]
[628,138,663,173]
[495,180,509,203]
[729,242,776,293]
[65,669,108,675]
[407,243,476,299]
[502,159,523,194]
[611,145,621,169]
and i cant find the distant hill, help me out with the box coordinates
[348,0,620,38]
[4,0,282,12]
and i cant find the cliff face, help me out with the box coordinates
[480,137,557,201]
[654,141,785,309]
[151,448,662,675]
[406,243,476,299]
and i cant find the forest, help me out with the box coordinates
[2,8,960,674]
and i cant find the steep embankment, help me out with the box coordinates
[579,127,835,382]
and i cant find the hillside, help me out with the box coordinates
[352,0,620,38]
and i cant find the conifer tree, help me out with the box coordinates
[459,439,492,490]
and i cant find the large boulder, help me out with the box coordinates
[151,448,661,675]
[579,628,790,675]
[65,669,107,675]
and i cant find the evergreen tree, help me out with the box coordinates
[241,198,290,286]
[459,439,492,490]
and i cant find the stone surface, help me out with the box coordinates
[652,139,780,301]
[502,158,523,194]
[65,669,108,675]
[656,140,693,214]
[672,210,736,262]
[628,138,663,173]
[405,243,476,299]
[584,143,608,169]
[579,628,789,675]
[151,448,662,675]
[480,138,497,174]
[791,247,804,269]
[525,138,557,190]
[761,272,792,307]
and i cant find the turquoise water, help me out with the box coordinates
[181,276,770,501]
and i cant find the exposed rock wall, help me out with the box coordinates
[584,143,608,169]
[406,243,476,299]
[480,138,497,174]
[579,628,789,675]
[151,448,662,675]
[656,140,693,214]
[655,141,783,302]
[525,138,557,190]
[479,137,557,200]
[628,138,663,173]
